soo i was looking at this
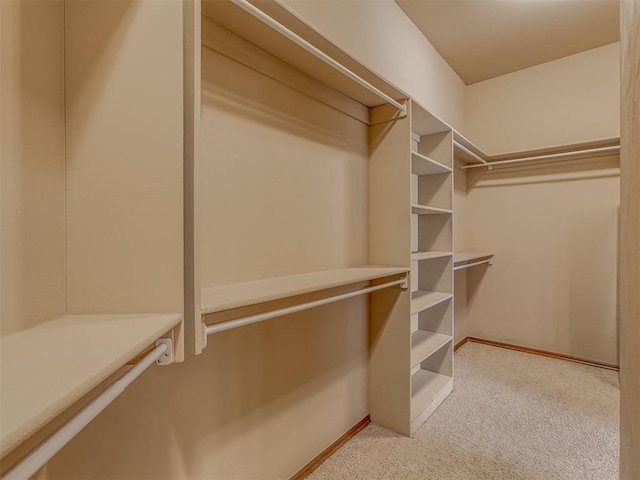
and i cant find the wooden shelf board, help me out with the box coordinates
[411,251,452,261]
[454,252,494,269]
[0,313,182,456]
[411,151,452,176]
[201,266,409,315]
[411,204,452,215]
[410,369,453,420]
[201,0,406,110]
[411,290,452,315]
[411,332,452,367]
[453,130,487,165]
[412,101,451,136]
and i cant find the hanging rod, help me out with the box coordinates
[453,141,488,166]
[461,145,620,170]
[206,276,407,336]
[2,341,171,480]
[229,0,407,115]
[454,259,493,271]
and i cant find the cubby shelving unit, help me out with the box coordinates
[1,0,184,462]
[368,99,454,436]
[409,102,455,433]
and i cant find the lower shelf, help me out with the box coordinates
[410,370,453,432]
[0,313,182,457]
[411,331,452,367]
[201,266,409,315]
[411,290,452,315]
[411,251,452,261]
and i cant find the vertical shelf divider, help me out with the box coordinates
[368,103,412,436]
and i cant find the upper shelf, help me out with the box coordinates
[454,252,494,270]
[411,100,451,136]
[201,0,406,112]
[454,131,621,169]
[411,151,452,176]
[0,313,182,457]
[201,266,409,315]
[453,131,488,166]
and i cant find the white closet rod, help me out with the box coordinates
[2,342,170,480]
[229,0,406,115]
[206,277,406,336]
[453,141,488,166]
[461,145,620,170]
[454,259,493,271]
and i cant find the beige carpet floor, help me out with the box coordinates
[308,342,619,480]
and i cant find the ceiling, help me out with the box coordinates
[395,0,620,85]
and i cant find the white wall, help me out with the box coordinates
[282,0,467,132]
[0,0,66,336]
[463,158,620,364]
[466,42,620,154]
[457,44,621,365]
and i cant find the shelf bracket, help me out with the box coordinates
[154,338,173,365]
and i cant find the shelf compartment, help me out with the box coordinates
[411,332,452,367]
[411,290,452,315]
[410,369,453,421]
[454,252,494,270]
[411,151,452,175]
[411,251,452,261]
[201,266,409,315]
[0,313,182,457]
[411,204,452,215]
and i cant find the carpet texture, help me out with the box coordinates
[308,343,619,480]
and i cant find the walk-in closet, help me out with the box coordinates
[1,0,638,479]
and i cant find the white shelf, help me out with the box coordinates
[411,332,452,367]
[411,251,452,261]
[453,130,488,165]
[411,151,452,176]
[201,0,405,111]
[410,369,453,420]
[411,204,452,215]
[201,266,409,315]
[454,252,494,270]
[412,101,451,136]
[0,313,182,457]
[411,290,452,315]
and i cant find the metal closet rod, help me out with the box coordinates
[2,342,170,480]
[454,259,493,271]
[453,141,488,165]
[461,144,620,170]
[206,277,407,336]
[230,0,406,115]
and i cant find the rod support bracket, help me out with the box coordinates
[400,275,409,290]
[155,338,173,366]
